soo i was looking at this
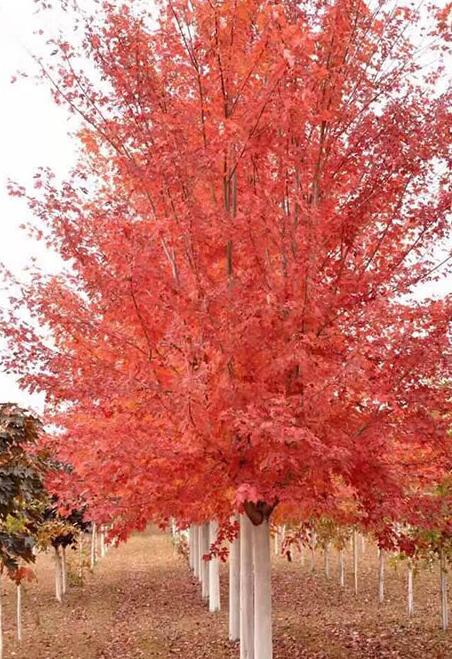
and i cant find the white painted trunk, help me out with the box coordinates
[55,548,62,603]
[61,546,67,595]
[440,549,448,631]
[201,522,210,600]
[197,525,203,582]
[229,529,241,641]
[324,544,330,579]
[310,548,315,572]
[16,584,22,642]
[407,562,414,616]
[253,519,272,659]
[352,530,358,595]
[280,525,286,550]
[310,530,317,572]
[79,534,84,579]
[100,528,106,558]
[209,521,221,612]
[378,549,385,604]
[240,514,254,659]
[189,524,195,571]
[339,549,345,588]
[90,522,97,569]
[193,524,200,580]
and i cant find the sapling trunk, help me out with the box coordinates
[339,549,345,588]
[253,519,272,659]
[100,527,106,558]
[324,544,330,579]
[240,514,254,659]
[352,530,358,595]
[90,523,97,569]
[208,521,220,612]
[79,534,84,580]
[229,526,240,641]
[193,524,200,580]
[274,530,279,556]
[201,522,210,600]
[378,549,385,604]
[197,525,203,583]
[189,524,195,571]
[407,561,414,616]
[55,547,62,603]
[61,546,67,595]
[440,549,448,631]
[16,584,22,642]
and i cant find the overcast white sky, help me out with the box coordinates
[0,1,450,414]
[0,0,77,411]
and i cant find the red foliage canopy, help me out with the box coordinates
[2,0,451,535]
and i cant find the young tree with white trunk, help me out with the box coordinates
[352,530,359,595]
[407,560,414,617]
[90,523,97,569]
[240,514,254,659]
[54,547,63,603]
[208,521,221,612]
[439,549,448,631]
[201,523,210,601]
[229,527,240,641]
[378,549,385,604]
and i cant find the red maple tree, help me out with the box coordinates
[2,0,450,652]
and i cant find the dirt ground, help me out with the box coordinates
[1,530,449,658]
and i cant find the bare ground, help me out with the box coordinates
[1,530,449,658]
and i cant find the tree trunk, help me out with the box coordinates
[55,547,62,603]
[378,549,385,604]
[201,522,210,600]
[209,521,220,612]
[310,530,317,572]
[16,584,22,642]
[324,544,330,579]
[352,530,358,595]
[79,534,84,579]
[193,524,200,580]
[440,549,448,631]
[61,546,67,595]
[229,526,240,641]
[252,519,272,659]
[197,525,203,583]
[274,529,279,556]
[90,522,97,570]
[407,561,414,616]
[189,524,195,571]
[100,527,106,558]
[240,514,254,659]
[339,549,345,588]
